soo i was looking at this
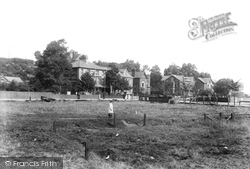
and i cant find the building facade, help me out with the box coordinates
[71,60,109,93]
[194,77,214,93]
[118,69,133,94]
[130,69,150,95]
[161,74,196,96]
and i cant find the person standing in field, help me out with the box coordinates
[108,100,113,118]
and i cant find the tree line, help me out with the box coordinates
[0,39,247,97]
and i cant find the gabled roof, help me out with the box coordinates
[119,69,127,73]
[72,60,109,70]
[129,71,148,79]
[198,77,213,84]
[184,77,194,82]
[118,69,133,78]
[161,74,184,81]
[3,76,24,83]
[161,75,170,81]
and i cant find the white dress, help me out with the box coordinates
[109,103,113,113]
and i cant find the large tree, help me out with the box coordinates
[80,72,96,93]
[106,65,131,93]
[213,78,233,96]
[199,72,211,78]
[34,39,72,93]
[164,64,182,76]
[164,63,211,79]
[142,65,151,71]
[150,65,163,95]
[181,63,199,78]
[121,59,140,72]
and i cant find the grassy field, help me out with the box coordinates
[0,101,250,169]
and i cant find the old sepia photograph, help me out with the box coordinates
[0,0,249,168]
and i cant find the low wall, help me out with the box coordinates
[0,91,98,100]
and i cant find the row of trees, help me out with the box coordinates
[164,63,211,78]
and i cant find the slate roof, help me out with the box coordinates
[161,74,184,81]
[129,71,148,79]
[118,69,133,78]
[198,77,213,84]
[72,60,109,70]
[3,76,24,83]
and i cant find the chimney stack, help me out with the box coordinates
[132,68,135,77]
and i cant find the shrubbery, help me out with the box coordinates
[0,81,30,91]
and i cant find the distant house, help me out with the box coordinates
[0,75,24,84]
[194,77,214,93]
[161,74,195,96]
[118,69,133,94]
[71,60,110,93]
[130,69,150,95]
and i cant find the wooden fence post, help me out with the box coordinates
[113,113,116,127]
[204,113,206,121]
[143,113,147,126]
[203,96,205,105]
[219,112,222,127]
[53,121,56,133]
[219,113,222,121]
[234,96,236,107]
[231,113,234,121]
[82,142,89,160]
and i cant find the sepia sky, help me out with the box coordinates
[1,0,250,94]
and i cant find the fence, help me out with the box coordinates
[196,96,229,103]
[51,112,148,160]
[0,91,99,100]
[195,96,230,105]
[138,96,172,103]
[103,95,124,99]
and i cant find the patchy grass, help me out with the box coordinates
[0,101,250,168]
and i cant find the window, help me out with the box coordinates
[95,71,99,76]
[142,82,145,88]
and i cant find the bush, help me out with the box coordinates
[169,99,175,104]
[0,83,8,91]
[6,81,19,91]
